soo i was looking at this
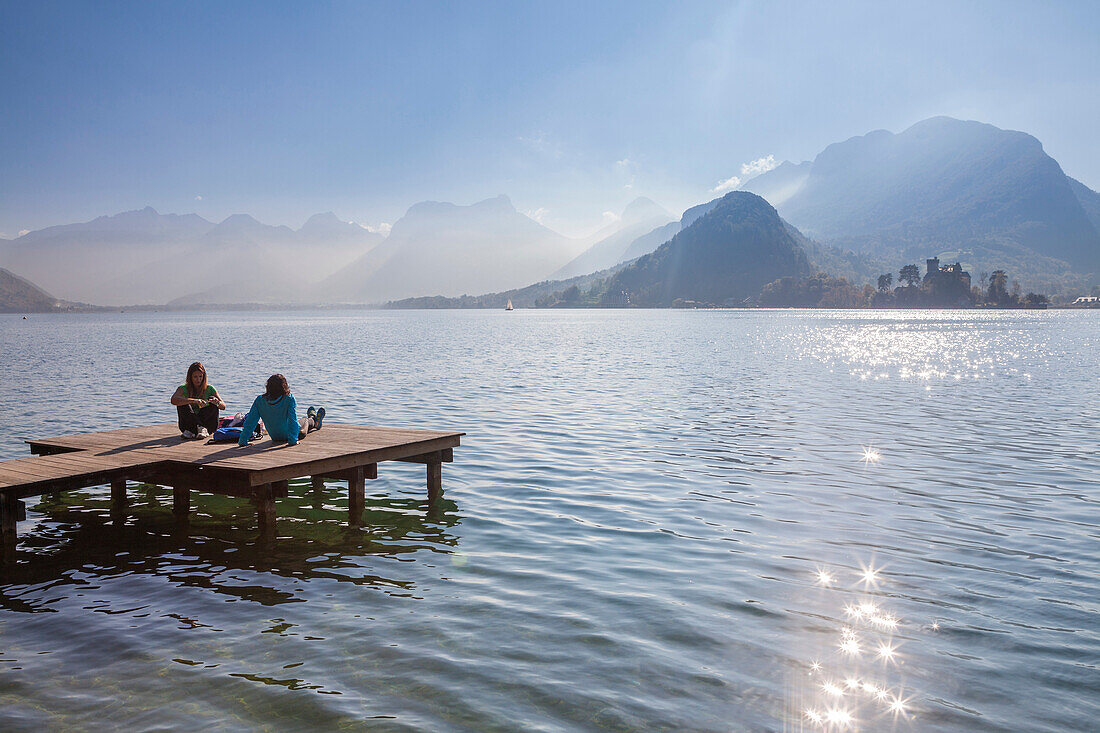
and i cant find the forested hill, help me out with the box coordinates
[598,192,813,306]
[0,268,63,312]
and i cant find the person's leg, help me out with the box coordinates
[197,405,219,434]
[299,416,310,440]
[177,405,198,434]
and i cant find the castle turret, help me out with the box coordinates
[926,257,940,277]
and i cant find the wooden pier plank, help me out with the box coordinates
[0,452,154,488]
[3,422,464,545]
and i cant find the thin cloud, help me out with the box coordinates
[517,130,563,159]
[18,229,30,236]
[711,175,741,193]
[194,195,203,200]
[360,222,392,235]
[711,154,778,194]
[616,158,637,190]
[602,211,621,225]
[741,155,777,178]
[524,207,549,224]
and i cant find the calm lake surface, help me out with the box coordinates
[0,309,1097,731]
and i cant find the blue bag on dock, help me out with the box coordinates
[211,426,261,443]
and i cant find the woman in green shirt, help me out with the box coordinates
[170,361,226,439]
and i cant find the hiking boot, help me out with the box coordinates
[181,430,196,440]
[307,406,317,420]
[314,407,325,431]
[197,427,210,439]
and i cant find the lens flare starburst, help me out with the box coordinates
[797,559,921,730]
[857,561,883,588]
[860,445,882,466]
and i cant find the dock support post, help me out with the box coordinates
[172,486,190,519]
[311,476,325,507]
[348,466,365,527]
[253,484,277,536]
[111,479,127,523]
[427,455,443,503]
[1,492,19,555]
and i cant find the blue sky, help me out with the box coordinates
[1,0,1098,237]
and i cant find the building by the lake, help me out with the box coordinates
[923,257,973,306]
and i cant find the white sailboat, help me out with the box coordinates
[505,299,514,311]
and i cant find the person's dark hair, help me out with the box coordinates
[186,362,208,398]
[265,374,290,400]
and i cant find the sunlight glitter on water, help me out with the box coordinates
[1,309,1097,731]
[800,563,917,731]
[792,310,1050,385]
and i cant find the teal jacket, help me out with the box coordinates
[240,394,300,446]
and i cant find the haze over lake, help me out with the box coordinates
[3,2,1099,730]
[1,309,1096,731]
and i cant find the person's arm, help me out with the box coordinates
[238,397,262,447]
[208,389,226,411]
[171,386,206,408]
[286,395,299,446]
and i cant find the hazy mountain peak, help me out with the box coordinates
[403,195,518,223]
[602,190,812,306]
[218,213,261,226]
[298,211,357,235]
[621,197,670,225]
[206,213,296,241]
[473,194,515,212]
[549,197,675,280]
[302,211,343,228]
[91,205,161,224]
[404,200,456,218]
[211,214,280,236]
[324,193,573,303]
[760,115,1100,276]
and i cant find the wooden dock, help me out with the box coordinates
[0,423,463,551]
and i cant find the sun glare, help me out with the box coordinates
[798,560,919,728]
[860,445,881,465]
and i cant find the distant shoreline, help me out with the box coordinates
[6,302,1095,315]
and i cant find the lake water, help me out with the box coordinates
[0,309,1097,731]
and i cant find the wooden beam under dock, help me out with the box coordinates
[0,423,463,552]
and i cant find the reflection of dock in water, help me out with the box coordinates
[0,481,462,612]
[0,423,464,556]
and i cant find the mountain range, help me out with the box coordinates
[2,116,1098,310]
[739,117,1100,289]
[0,207,383,306]
[320,195,586,303]
[386,193,816,310]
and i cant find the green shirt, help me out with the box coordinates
[180,384,218,412]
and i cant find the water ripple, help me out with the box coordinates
[0,309,1097,731]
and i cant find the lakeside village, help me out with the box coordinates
[684,258,1078,310]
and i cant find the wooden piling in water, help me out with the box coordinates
[0,423,463,551]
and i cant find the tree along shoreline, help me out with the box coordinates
[9,261,1098,313]
[500,259,1077,310]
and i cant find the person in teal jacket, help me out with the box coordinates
[239,374,326,447]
